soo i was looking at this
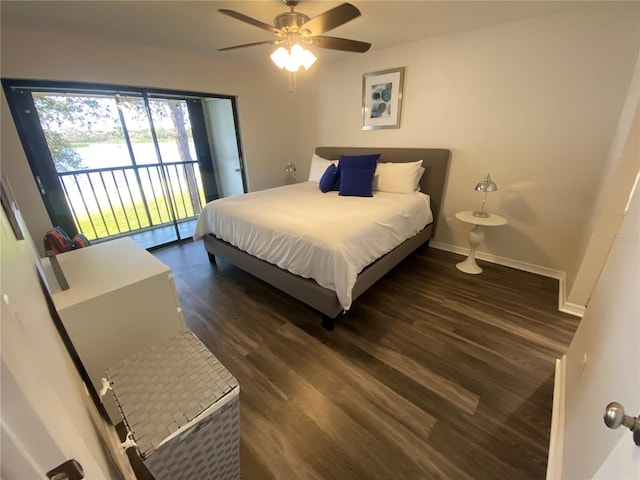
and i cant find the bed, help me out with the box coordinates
[194,147,451,330]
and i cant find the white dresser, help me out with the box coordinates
[42,237,186,423]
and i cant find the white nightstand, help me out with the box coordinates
[455,210,507,274]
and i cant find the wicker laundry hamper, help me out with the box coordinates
[107,329,239,480]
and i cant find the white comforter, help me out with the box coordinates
[193,182,432,311]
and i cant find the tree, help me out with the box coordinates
[167,102,191,162]
[33,95,119,172]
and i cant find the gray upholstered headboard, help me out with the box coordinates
[315,147,451,236]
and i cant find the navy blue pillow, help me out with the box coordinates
[339,167,376,197]
[319,164,340,192]
[338,153,380,170]
[337,154,379,197]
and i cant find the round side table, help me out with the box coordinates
[455,211,507,274]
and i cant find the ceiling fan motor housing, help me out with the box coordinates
[275,11,310,33]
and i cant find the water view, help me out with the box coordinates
[74,141,197,170]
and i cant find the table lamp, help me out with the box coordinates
[284,160,297,184]
[473,173,497,218]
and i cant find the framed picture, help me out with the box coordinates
[361,67,405,130]
[1,170,25,240]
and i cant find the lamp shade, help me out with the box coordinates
[300,48,317,70]
[270,47,289,69]
[474,174,498,193]
[290,44,304,60]
[472,173,498,218]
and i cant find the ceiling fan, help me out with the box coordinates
[218,1,371,73]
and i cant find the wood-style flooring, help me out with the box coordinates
[144,239,580,480]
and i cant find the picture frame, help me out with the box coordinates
[1,170,25,240]
[361,67,405,130]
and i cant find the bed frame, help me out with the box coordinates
[203,147,451,330]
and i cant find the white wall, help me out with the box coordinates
[303,3,639,298]
[1,26,298,255]
[567,56,640,306]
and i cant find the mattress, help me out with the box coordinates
[193,182,432,310]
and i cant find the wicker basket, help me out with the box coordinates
[107,330,239,480]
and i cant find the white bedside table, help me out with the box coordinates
[455,210,507,274]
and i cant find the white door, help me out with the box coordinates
[560,178,640,479]
[0,200,133,479]
[203,98,245,197]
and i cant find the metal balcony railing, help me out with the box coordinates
[58,160,205,241]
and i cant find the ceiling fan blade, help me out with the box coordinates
[300,3,361,35]
[311,36,371,53]
[218,40,282,52]
[218,9,281,34]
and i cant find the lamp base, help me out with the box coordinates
[472,210,489,218]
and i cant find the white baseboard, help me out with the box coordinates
[558,301,586,317]
[546,356,567,480]
[429,241,585,317]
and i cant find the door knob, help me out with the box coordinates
[604,401,640,446]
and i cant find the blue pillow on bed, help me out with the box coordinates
[319,164,341,192]
[338,154,380,170]
[338,154,380,197]
[339,167,376,197]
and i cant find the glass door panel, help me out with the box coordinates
[202,98,245,197]
[147,98,206,240]
[116,95,180,246]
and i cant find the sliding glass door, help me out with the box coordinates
[2,80,245,249]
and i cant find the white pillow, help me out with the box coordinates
[308,153,338,183]
[416,166,425,191]
[373,160,424,194]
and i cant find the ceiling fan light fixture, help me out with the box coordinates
[219,2,370,90]
[271,43,316,72]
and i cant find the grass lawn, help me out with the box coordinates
[76,190,198,240]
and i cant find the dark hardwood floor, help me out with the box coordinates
[148,239,580,480]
